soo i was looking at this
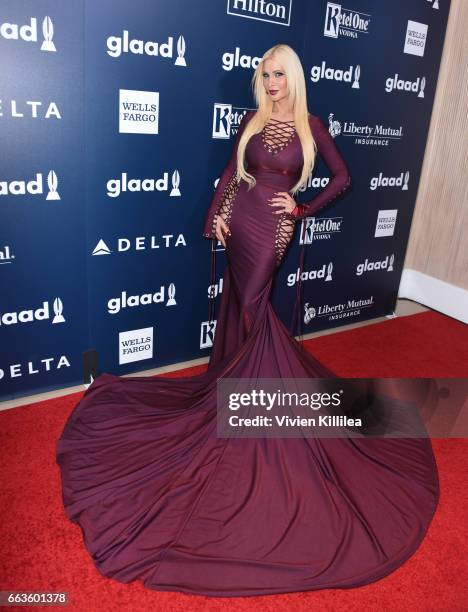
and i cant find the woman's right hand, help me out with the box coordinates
[215,215,231,248]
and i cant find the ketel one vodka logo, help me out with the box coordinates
[200,320,216,348]
[0,16,56,51]
[107,285,177,314]
[324,3,371,39]
[310,61,361,89]
[106,170,181,197]
[107,32,187,66]
[212,105,249,139]
[0,298,65,326]
[0,170,61,200]
[299,216,343,245]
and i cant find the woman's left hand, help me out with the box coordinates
[268,192,297,215]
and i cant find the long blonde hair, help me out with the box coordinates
[236,44,317,195]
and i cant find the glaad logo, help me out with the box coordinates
[370,171,409,191]
[208,277,224,299]
[212,104,249,139]
[0,245,15,264]
[108,286,177,314]
[404,20,428,57]
[119,327,153,364]
[227,0,292,27]
[299,216,343,245]
[304,296,374,324]
[0,16,56,51]
[356,255,395,276]
[106,171,181,197]
[0,171,61,200]
[92,234,187,256]
[385,74,426,97]
[0,298,65,326]
[222,47,262,71]
[0,99,61,119]
[119,89,159,134]
[324,3,371,39]
[310,61,361,88]
[375,210,398,237]
[107,32,187,66]
[287,263,333,287]
[200,320,216,348]
[0,355,71,381]
[326,112,403,145]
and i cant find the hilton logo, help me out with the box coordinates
[227,0,292,27]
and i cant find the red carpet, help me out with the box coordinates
[1,310,467,610]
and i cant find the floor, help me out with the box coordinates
[0,299,429,411]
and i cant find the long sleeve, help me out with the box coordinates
[290,115,351,220]
[202,110,253,239]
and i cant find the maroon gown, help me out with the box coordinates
[56,111,439,597]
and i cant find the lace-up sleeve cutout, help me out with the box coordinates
[202,111,253,239]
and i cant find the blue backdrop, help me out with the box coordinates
[1,0,451,400]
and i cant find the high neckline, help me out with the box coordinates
[269,117,295,123]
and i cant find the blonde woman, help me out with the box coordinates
[57,44,439,597]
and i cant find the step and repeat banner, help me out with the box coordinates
[1,0,451,400]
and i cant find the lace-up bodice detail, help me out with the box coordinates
[261,118,296,155]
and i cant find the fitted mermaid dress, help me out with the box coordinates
[56,111,439,597]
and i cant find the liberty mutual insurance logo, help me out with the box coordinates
[0,16,56,51]
[119,89,159,134]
